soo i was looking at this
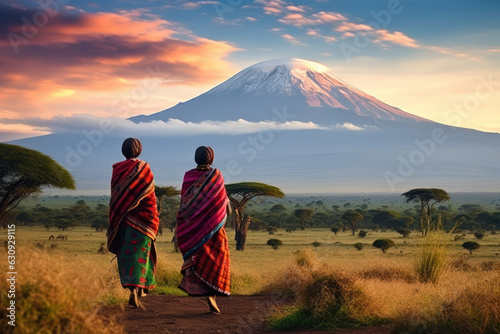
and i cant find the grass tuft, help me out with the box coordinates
[414,233,451,283]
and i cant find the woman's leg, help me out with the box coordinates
[207,295,220,315]
[128,287,139,307]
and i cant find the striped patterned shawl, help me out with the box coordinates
[107,159,159,255]
[176,168,228,260]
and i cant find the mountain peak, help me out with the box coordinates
[249,58,330,73]
[132,58,429,124]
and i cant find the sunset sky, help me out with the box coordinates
[1,0,499,141]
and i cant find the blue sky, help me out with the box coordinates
[1,0,499,140]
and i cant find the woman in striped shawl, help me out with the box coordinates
[176,146,231,315]
[107,138,159,308]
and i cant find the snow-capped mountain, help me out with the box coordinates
[9,58,500,193]
[131,58,428,125]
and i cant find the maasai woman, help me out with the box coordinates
[176,146,231,315]
[107,138,159,308]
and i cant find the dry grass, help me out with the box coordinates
[0,247,126,334]
[265,249,381,330]
[414,233,452,283]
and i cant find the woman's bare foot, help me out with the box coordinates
[138,288,148,298]
[128,288,139,308]
[207,295,220,315]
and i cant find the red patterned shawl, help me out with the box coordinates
[176,168,228,256]
[176,168,230,295]
[107,159,159,255]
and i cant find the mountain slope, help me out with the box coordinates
[130,58,429,125]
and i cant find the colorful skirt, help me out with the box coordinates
[116,224,157,289]
[179,227,230,296]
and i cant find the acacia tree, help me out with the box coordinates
[294,208,314,229]
[155,185,181,250]
[342,210,363,235]
[401,188,450,236]
[0,143,75,228]
[226,182,285,251]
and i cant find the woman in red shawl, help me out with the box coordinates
[107,138,159,308]
[176,146,231,315]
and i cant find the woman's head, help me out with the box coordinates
[195,146,214,170]
[122,138,142,159]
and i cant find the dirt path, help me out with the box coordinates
[100,295,391,334]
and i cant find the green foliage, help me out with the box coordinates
[0,143,76,228]
[372,239,395,253]
[342,211,363,235]
[267,226,278,234]
[358,230,367,238]
[462,241,480,254]
[267,238,283,250]
[311,241,322,247]
[401,188,450,236]
[474,231,484,240]
[397,228,412,238]
[91,218,108,232]
[225,182,285,199]
[354,243,364,251]
[294,208,314,228]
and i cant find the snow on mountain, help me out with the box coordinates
[132,58,429,124]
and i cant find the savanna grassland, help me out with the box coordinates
[1,194,500,333]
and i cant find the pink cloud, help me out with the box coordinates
[278,11,346,26]
[335,22,374,32]
[282,33,307,46]
[375,30,419,48]
[0,4,239,120]
[254,0,287,15]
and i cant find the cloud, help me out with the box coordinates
[335,22,373,32]
[278,11,345,26]
[374,30,419,48]
[1,115,369,137]
[0,3,239,120]
[254,0,287,15]
[281,34,307,46]
[307,29,336,43]
[182,1,220,10]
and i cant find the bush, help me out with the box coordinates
[358,230,367,238]
[474,231,485,240]
[330,226,340,235]
[267,239,283,250]
[311,241,322,247]
[354,243,364,251]
[397,228,411,238]
[372,239,395,253]
[267,226,278,234]
[462,241,480,254]
[415,234,451,283]
[266,256,378,330]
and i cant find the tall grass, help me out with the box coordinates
[414,233,452,283]
[393,278,500,333]
[0,247,126,334]
[264,249,382,330]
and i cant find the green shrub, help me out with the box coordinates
[311,241,322,247]
[397,228,411,238]
[474,231,484,240]
[372,239,395,253]
[462,241,480,254]
[267,239,283,250]
[358,230,367,238]
[354,243,364,251]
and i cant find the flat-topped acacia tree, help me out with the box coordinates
[225,182,285,251]
[401,188,450,236]
[0,143,75,228]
